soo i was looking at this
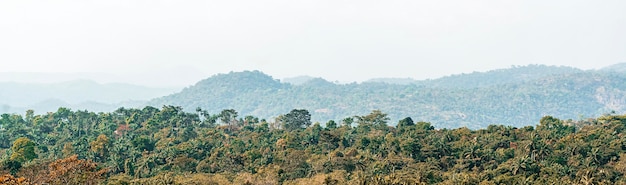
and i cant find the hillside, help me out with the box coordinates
[600,62,626,74]
[150,66,626,129]
[418,64,583,88]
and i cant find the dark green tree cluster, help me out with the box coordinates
[1,107,626,184]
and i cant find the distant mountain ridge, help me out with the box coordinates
[149,64,626,129]
[0,80,178,114]
[365,65,583,87]
[282,76,316,85]
[600,63,626,74]
[419,64,583,88]
[366,78,416,85]
[0,68,206,88]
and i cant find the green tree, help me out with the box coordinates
[356,110,389,128]
[10,137,37,163]
[342,117,354,127]
[281,109,312,131]
[132,136,155,151]
[415,121,435,131]
[219,109,238,131]
[90,134,110,161]
[326,120,337,129]
[398,117,415,128]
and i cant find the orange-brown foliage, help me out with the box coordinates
[47,155,108,185]
[0,174,29,185]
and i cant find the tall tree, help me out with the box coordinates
[219,109,238,131]
[397,117,415,128]
[282,109,312,131]
[356,110,389,127]
[90,134,110,161]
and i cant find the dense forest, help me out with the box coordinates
[150,64,626,129]
[2,106,626,184]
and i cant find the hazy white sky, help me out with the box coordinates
[1,0,625,86]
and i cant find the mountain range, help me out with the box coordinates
[149,64,626,129]
[0,80,177,114]
[3,63,626,129]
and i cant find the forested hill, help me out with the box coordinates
[149,65,626,129]
[601,63,626,74]
[369,64,583,88]
[417,65,583,89]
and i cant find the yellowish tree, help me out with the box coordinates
[10,137,37,163]
[90,134,109,160]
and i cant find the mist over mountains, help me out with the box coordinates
[0,66,207,88]
[0,80,177,114]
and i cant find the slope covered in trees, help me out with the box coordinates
[417,64,583,89]
[2,107,626,184]
[150,65,626,129]
[601,63,626,76]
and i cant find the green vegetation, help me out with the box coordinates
[9,137,37,163]
[150,65,626,129]
[2,107,626,184]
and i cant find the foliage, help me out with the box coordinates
[1,107,626,184]
[10,137,37,163]
[47,155,108,185]
[0,174,28,185]
[281,109,312,131]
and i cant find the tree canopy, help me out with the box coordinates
[1,107,626,184]
[281,109,312,131]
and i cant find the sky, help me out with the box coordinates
[1,0,625,87]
